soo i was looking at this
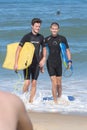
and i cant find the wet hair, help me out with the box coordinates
[50,22,60,28]
[31,18,42,25]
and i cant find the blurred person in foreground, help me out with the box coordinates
[0,90,33,130]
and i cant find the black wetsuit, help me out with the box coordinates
[45,34,69,76]
[19,32,45,80]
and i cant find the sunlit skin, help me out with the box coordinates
[32,23,41,35]
[50,24,59,37]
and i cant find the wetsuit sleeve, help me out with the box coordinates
[41,36,46,48]
[44,37,48,46]
[45,37,47,43]
[19,35,27,47]
[62,37,69,49]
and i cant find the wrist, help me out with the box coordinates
[42,57,46,60]
[68,60,72,63]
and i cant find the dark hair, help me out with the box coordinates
[50,22,60,28]
[31,18,42,25]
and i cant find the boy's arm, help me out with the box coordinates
[39,47,46,68]
[66,48,72,68]
[14,45,22,71]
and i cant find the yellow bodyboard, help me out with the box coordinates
[2,42,35,70]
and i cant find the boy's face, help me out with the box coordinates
[32,23,41,34]
[50,24,59,37]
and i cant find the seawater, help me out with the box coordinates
[0,0,87,114]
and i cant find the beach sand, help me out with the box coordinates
[28,111,87,130]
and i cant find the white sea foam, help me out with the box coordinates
[0,72,87,114]
[0,74,87,114]
[12,87,87,114]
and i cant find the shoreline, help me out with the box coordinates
[28,109,87,116]
[28,111,87,130]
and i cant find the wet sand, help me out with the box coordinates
[28,111,87,130]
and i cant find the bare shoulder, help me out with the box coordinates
[0,91,25,110]
[8,92,33,130]
[0,91,33,130]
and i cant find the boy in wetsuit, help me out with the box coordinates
[45,22,72,103]
[14,18,46,103]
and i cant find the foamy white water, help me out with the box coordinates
[13,88,87,114]
[1,74,87,114]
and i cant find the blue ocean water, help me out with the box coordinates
[0,0,87,114]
